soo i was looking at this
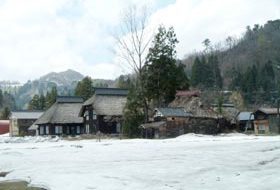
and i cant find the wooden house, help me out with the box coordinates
[34,96,84,136]
[254,108,280,135]
[9,111,44,136]
[140,107,192,138]
[79,88,128,134]
[169,91,222,134]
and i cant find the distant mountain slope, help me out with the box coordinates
[39,69,84,86]
[15,69,85,109]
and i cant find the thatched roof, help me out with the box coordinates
[81,88,128,116]
[256,108,279,115]
[155,107,192,117]
[35,96,83,125]
[169,96,219,119]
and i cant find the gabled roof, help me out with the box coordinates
[256,108,279,115]
[155,107,192,117]
[81,88,128,116]
[35,96,83,125]
[237,112,254,121]
[10,111,44,120]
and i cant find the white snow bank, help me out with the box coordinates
[0,134,280,190]
[0,135,61,143]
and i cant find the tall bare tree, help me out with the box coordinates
[115,5,153,122]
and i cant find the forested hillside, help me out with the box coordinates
[184,19,280,106]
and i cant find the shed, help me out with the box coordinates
[9,111,44,136]
[254,108,280,135]
[34,96,84,136]
[236,112,254,132]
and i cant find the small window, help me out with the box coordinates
[77,126,80,134]
[39,126,44,135]
[46,126,49,135]
[86,124,90,134]
[55,126,62,134]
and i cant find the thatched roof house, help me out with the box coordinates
[80,88,128,116]
[169,92,219,119]
[79,88,128,134]
[34,96,84,136]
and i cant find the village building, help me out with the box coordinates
[9,111,44,136]
[140,107,192,138]
[169,90,223,134]
[79,88,128,135]
[254,108,280,135]
[0,120,9,135]
[236,112,254,132]
[34,96,84,136]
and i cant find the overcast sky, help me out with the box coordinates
[0,0,279,83]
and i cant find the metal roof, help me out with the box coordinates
[10,111,44,119]
[94,88,128,96]
[56,96,84,103]
[155,107,192,117]
[237,112,254,121]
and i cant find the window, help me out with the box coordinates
[86,124,90,134]
[55,126,62,135]
[77,126,80,134]
[93,114,97,120]
[116,123,121,133]
[46,126,49,135]
[39,126,44,135]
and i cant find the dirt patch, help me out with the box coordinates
[0,180,47,190]
[0,171,9,177]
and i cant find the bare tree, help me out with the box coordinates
[114,5,153,122]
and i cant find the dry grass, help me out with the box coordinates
[0,181,47,190]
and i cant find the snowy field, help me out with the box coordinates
[0,133,280,190]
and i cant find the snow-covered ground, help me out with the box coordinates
[0,133,280,190]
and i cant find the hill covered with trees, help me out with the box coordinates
[183,19,280,106]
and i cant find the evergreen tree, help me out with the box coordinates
[208,54,223,89]
[1,107,10,119]
[39,94,46,110]
[117,75,132,89]
[191,57,202,87]
[144,26,188,106]
[123,84,144,137]
[46,86,57,108]
[74,76,94,100]
[28,94,40,110]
